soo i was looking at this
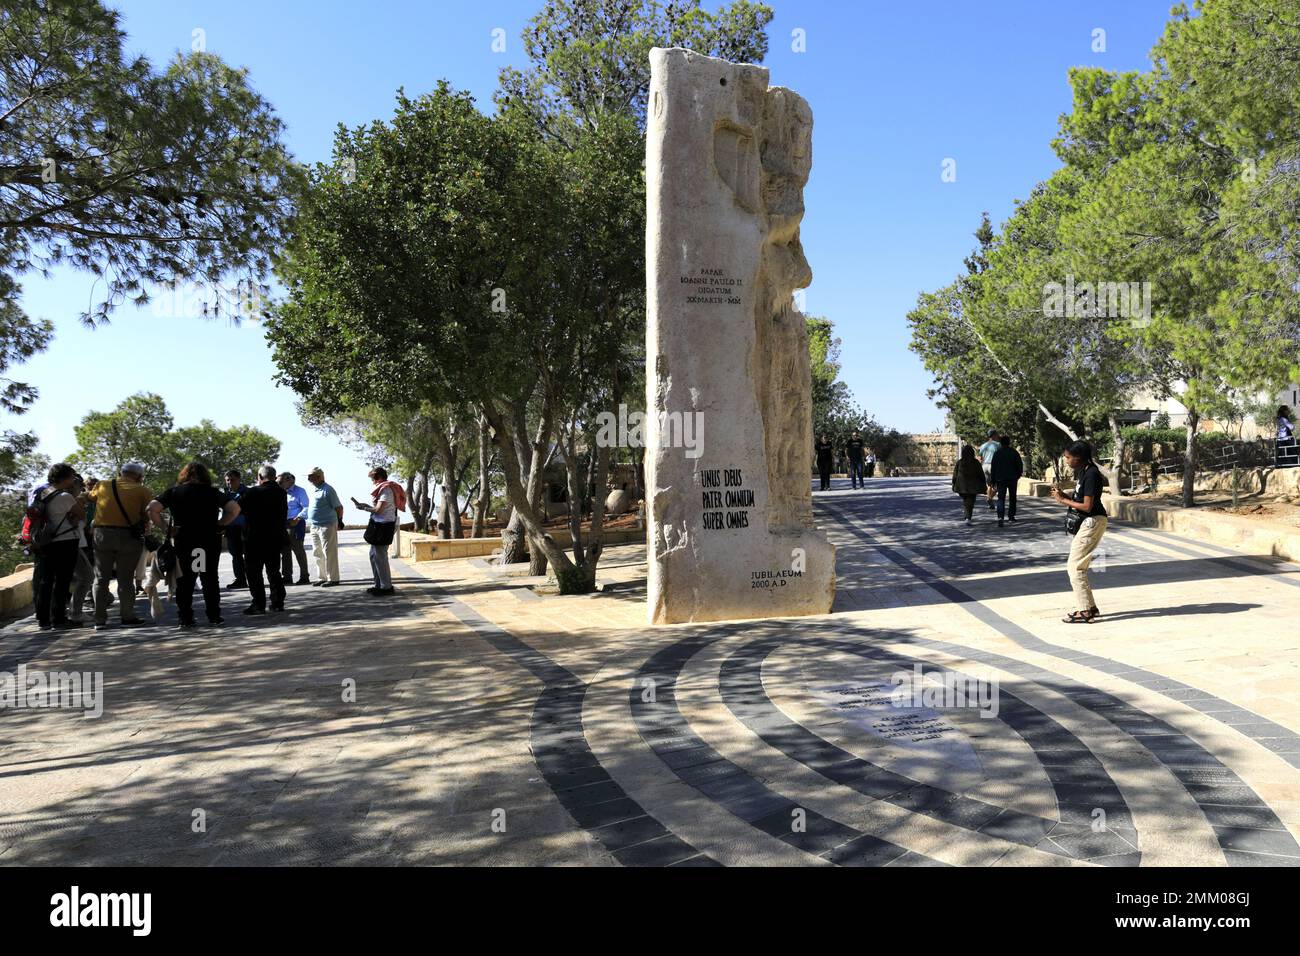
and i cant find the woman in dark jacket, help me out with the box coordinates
[952,445,985,523]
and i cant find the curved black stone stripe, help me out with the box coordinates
[820,500,1300,864]
[635,630,948,866]
[434,596,718,866]
[825,496,1300,768]
[720,636,1141,864]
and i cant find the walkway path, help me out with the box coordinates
[2,482,1298,866]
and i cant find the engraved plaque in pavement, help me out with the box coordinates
[812,681,982,772]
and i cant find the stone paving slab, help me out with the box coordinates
[3,482,1300,866]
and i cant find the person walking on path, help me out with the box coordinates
[846,431,866,489]
[1052,440,1109,624]
[351,466,404,596]
[31,463,87,631]
[814,434,834,491]
[990,434,1024,527]
[89,461,153,629]
[222,470,250,590]
[865,451,877,478]
[278,472,311,585]
[238,465,289,615]
[1278,406,1297,467]
[306,466,344,586]
[951,445,985,524]
[978,429,1001,510]
[149,462,240,629]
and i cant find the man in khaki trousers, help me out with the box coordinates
[306,467,344,586]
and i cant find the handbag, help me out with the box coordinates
[155,521,177,576]
[363,517,396,547]
[1065,507,1085,536]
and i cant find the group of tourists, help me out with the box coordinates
[23,460,407,632]
[814,430,878,491]
[954,431,1108,625]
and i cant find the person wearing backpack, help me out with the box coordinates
[89,461,154,628]
[351,466,404,596]
[31,463,87,631]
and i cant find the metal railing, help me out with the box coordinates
[1117,437,1297,491]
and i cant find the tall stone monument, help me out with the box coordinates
[645,47,835,625]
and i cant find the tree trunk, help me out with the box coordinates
[495,400,551,570]
[483,398,577,584]
[472,416,490,540]
[1106,410,1126,498]
[1182,409,1199,508]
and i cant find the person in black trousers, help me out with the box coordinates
[990,434,1025,527]
[239,465,289,615]
[222,469,249,589]
[148,462,240,629]
[815,434,834,491]
[33,463,87,631]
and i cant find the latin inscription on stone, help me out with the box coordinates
[680,266,743,306]
[699,466,753,530]
[645,47,836,624]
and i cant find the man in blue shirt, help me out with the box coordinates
[305,466,344,586]
[977,429,1001,511]
[223,469,250,589]
[277,471,311,585]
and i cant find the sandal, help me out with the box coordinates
[1088,606,1101,620]
[1062,610,1093,624]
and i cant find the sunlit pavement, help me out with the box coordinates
[2,485,1299,866]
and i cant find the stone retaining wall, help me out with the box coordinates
[400,528,646,563]
[0,568,34,618]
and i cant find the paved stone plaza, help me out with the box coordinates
[2,476,1299,866]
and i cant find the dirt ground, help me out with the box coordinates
[1142,485,1300,528]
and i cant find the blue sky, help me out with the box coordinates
[13,0,1177,489]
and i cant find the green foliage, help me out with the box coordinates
[0,0,301,327]
[495,0,773,139]
[267,1,772,591]
[910,0,1300,506]
[70,392,279,485]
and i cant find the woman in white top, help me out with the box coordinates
[352,466,398,595]
[34,463,88,630]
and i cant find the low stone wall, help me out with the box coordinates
[401,528,646,562]
[889,434,960,476]
[1104,495,1300,564]
[0,567,34,618]
[1181,466,1300,501]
